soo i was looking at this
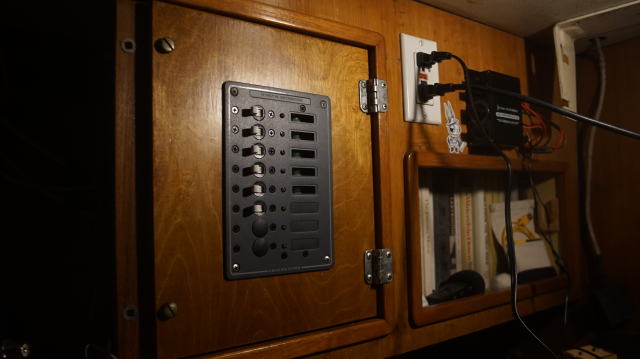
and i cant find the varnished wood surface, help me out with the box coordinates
[114,0,139,357]
[151,2,391,357]
[404,151,570,326]
[576,37,640,331]
[114,0,585,357]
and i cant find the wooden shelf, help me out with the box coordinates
[404,151,570,327]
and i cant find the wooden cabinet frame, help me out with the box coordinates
[115,0,394,357]
[403,151,575,327]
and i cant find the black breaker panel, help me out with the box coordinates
[223,82,334,280]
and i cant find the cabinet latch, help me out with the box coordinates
[359,79,388,114]
[364,249,393,285]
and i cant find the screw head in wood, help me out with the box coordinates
[120,38,136,54]
[158,302,178,321]
[155,37,175,53]
[324,256,330,263]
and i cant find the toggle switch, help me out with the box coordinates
[252,184,264,194]
[252,145,263,155]
[251,106,264,118]
[253,204,264,214]
[251,125,263,136]
[252,164,263,175]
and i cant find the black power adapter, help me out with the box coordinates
[466,70,524,155]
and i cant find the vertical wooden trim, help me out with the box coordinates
[115,0,139,357]
[403,152,423,325]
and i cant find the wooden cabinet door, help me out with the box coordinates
[150,2,385,357]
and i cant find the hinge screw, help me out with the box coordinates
[366,252,372,260]
[381,82,386,89]
[158,302,178,321]
[155,37,175,53]
[386,251,392,258]
[361,103,368,111]
[324,256,330,263]
[361,81,367,88]
[367,274,372,283]
[382,103,388,111]
[387,273,393,280]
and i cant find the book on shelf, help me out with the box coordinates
[432,171,452,288]
[471,173,490,288]
[452,174,461,274]
[460,182,474,271]
[418,170,436,302]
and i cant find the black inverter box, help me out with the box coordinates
[467,70,523,155]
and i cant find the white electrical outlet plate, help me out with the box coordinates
[400,33,441,125]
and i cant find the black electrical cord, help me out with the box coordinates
[469,84,640,141]
[449,54,559,358]
[521,148,603,359]
[430,82,640,141]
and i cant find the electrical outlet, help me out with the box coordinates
[400,33,441,125]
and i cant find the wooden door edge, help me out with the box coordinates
[115,0,140,357]
[197,319,393,359]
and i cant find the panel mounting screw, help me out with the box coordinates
[230,87,239,96]
[120,38,136,54]
[155,37,175,53]
[232,145,239,153]
[232,106,238,114]
[324,256,331,263]
[268,110,275,118]
[382,103,388,111]
[268,148,275,156]
[122,305,139,321]
[232,165,239,173]
[361,103,368,111]
[366,252,372,260]
[366,274,372,283]
[269,185,276,193]
[232,126,239,134]
[387,273,393,280]
[268,129,275,137]
[386,251,392,258]
[320,100,327,109]
[232,263,240,272]
[158,302,178,321]
[269,166,276,174]
[300,105,306,112]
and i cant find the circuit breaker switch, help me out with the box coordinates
[251,145,263,155]
[252,164,263,174]
[252,184,264,194]
[252,204,264,214]
[251,126,263,136]
[251,106,264,117]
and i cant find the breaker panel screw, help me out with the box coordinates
[230,87,239,96]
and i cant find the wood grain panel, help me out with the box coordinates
[576,36,640,330]
[152,2,378,357]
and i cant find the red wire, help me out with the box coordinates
[522,104,547,136]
